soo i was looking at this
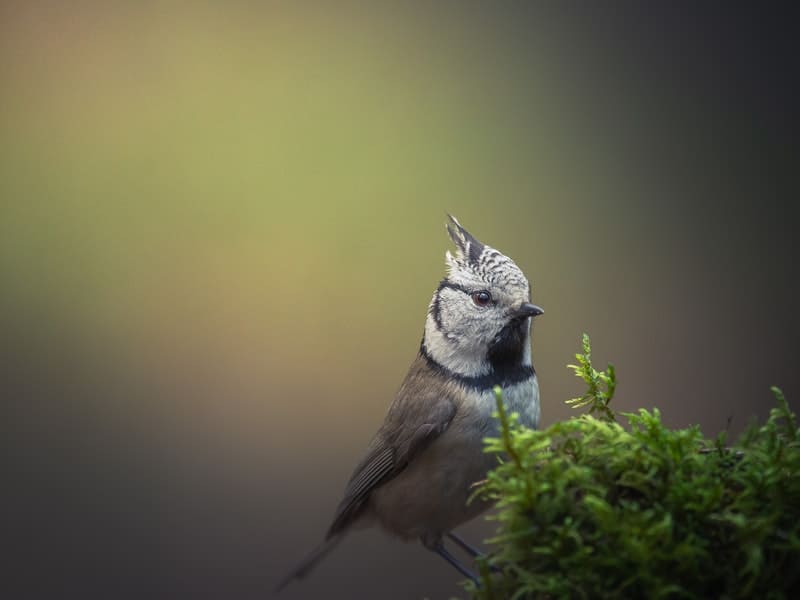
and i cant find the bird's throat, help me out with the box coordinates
[487,318,530,377]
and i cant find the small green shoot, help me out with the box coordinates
[566,333,616,422]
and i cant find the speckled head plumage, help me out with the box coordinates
[444,214,530,296]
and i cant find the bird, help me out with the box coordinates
[275,215,543,591]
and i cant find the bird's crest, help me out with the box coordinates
[444,214,529,292]
[445,214,485,268]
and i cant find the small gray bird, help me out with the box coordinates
[276,215,543,590]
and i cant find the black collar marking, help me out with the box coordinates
[419,341,534,391]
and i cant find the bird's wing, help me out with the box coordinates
[326,390,457,538]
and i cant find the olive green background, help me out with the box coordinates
[2,3,796,599]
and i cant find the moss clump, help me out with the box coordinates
[470,335,800,599]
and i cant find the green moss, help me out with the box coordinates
[469,335,800,599]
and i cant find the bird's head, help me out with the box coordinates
[423,215,543,377]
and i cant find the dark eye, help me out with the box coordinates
[471,290,492,307]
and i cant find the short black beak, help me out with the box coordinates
[514,302,544,318]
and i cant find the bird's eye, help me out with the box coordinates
[471,290,492,307]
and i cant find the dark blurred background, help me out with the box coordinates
[1,2,797,599]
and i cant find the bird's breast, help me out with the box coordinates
[471,374,540,434]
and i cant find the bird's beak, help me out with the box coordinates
[514,302,544,318]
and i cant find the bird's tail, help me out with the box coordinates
[274,534,345,593]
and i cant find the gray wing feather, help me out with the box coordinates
[326,392,456,538]
[341,446,394,503]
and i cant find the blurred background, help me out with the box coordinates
[1,2,796,599]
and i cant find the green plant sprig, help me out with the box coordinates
[566,333,617,422]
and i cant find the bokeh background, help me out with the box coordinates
[2,2,797,599]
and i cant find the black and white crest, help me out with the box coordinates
[446,214,485,266]
[443,215,529,293]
